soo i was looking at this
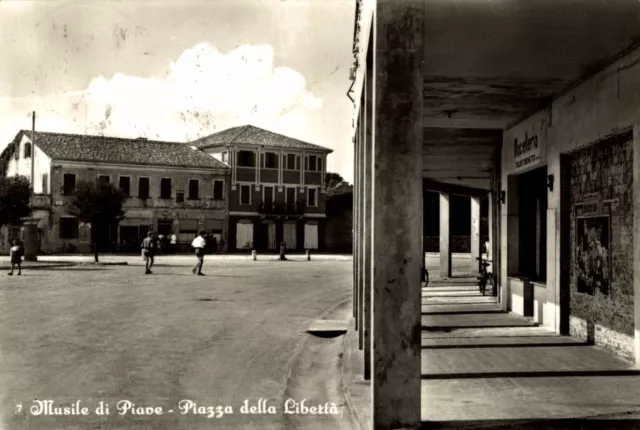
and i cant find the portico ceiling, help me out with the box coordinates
[421,0,640,190]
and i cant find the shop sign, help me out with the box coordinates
[514,132,541,171]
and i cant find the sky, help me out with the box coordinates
[0,0,356,182]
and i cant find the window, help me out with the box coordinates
[98,175,110,185]
[63,173,76,195]
[138,177,150,199]
[160,178,172,199]
[118,176,131,196]
[238,150,255,167]
[307,187,317,207]
[213,180,224,200]
[59,217,79,239]
[41,173,48,194]
[176,190,185,203]
[286,154,298,170]
[240,184,251,205]
[286,187,296,205]
[188,179,199,199]
[264,152,278,168]
[221,151,229,164]
[263,186,274,204]
[308,156,317,172]
[24,142,32,158]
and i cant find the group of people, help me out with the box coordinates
[141,231,217,276]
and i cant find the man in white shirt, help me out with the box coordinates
[191,231,206,276]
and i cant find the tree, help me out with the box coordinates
[325,172,353,197]
[0,176,32,228]
[68,180,126,262]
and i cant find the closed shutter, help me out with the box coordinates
[284,223,297,250]
[304,223,318,250]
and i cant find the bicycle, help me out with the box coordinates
[476,257,495,296]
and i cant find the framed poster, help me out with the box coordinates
[574,206,611,296]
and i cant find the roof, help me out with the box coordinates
[13,130,229,170]
[192,125,333,153]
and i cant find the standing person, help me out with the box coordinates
[191,231,206,276]
[211,235,218,254]
[7,240,22,276]
[141,231,156,274]
[170,233,177,254]
[158,234,165,255]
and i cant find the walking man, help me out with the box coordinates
[7,240,22,276]
[191,231,206,276]
[141,231,156,274]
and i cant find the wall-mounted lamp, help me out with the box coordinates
[498,191,506,205]
[547,174,555,192]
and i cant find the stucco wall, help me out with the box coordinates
[501,43,640,357]
[6,135,52,194]
[566,134,634,360]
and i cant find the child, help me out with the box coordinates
[8,240,22,276]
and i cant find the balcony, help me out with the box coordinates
[31,194,52,210]
[258,200,305,216]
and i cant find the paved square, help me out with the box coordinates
[0,259,352,430]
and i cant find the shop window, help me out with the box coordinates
[517,167,547,282]
[59,217,79,239]
[160,178,172,199]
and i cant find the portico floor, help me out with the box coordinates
[344,275,640,429]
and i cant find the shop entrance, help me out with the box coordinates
[517,166,548,282]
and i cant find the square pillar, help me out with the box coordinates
[358,103,366,350]
[633,120,640,367]
[470,196,481,274]
[439,193,452,278]
[372,1,423,428]
[363,65,373,380]
[353,125,360,323]
[505,175,520,311]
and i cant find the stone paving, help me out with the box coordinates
[343,275,640,429]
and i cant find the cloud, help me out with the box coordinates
[1,42,323,143]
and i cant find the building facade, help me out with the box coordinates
[194,125,332,252]
[1,130,230,254]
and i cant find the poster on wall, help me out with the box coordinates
[575,214,611,296]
